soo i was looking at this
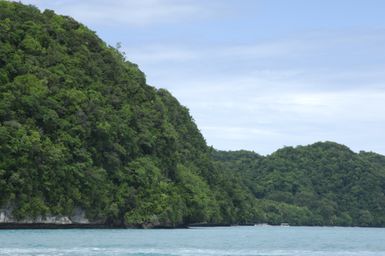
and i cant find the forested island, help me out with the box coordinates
[1,1,384,228]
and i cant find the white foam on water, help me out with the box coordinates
[1,247,384,256]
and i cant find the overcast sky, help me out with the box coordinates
[20,0,385,155]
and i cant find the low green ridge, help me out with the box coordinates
[0,1,384,227]
[212,142,385,226]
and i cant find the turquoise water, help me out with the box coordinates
[1,226,385,256]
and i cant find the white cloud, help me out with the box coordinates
[124,29,385,65]
[19,0,211,26]
[201,126,283,140]
[164,71,385,155]
[124,46,199,62]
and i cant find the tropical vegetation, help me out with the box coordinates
[1,1,384,227]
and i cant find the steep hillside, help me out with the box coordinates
[0,1,255,227]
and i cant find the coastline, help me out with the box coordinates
[0,223,382,229]
[0,223,190,229]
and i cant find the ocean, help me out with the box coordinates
[1,226,385,256]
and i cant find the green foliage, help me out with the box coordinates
[212,142,385,226]
[0,1,251,227]
[1,1,385,227]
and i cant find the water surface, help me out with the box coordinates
[1,226,385,255]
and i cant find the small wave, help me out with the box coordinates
[0,247,384,256]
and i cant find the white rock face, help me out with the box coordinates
[0,207,91,224]
[0,208,15,223]
[70,207,90,224]
[18,216,72,224]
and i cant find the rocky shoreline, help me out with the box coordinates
[0,223,112,229]
[0,207,104,228]
[0,208,189,229]
[0,222,191,229]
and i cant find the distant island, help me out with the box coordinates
[0,1,384,228]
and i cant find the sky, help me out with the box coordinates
[19,0,385,155]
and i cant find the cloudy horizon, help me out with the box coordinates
[19,0,385,155]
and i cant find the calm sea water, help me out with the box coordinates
[1,226,385,256]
